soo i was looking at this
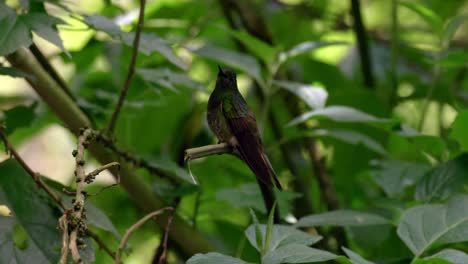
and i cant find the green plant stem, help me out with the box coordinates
[6,48,216,257]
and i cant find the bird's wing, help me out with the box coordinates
[222,96,282,190]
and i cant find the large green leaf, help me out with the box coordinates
[273,80,328,109]
[450,110,468,152]
[0,159,62,262]
[295,210,390,228]
[245,224,321,252]
[288,106,389,126]
[370,160,431,197]
[313,129,386,155]
[415,153,468,201]
[426,249,468,264]
[191,44,263,85]
[262,244,337,264]
[397,195,468,257]
[0,216,49,264]
[186,253,251,264]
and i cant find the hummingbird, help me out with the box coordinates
[207,66,282,211]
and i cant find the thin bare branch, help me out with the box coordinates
[106,0,147,134]
[115,207,174,264]
[86,230,116,259]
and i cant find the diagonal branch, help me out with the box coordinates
[106,0,147,134]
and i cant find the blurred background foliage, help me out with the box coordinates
[0,0,468,263]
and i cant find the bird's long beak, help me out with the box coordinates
[218,65,225,76]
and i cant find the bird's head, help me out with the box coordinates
[216,66,238,90]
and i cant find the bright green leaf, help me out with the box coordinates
[217,184,266,213]
[3,103,37,135]
[295,210,390,228]
[450,110,468,152]
[397,195,468,257]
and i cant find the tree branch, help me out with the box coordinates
[6,48,216,257]
[184,143,235,161]
[350,0,375,89]
[116,207,174,264]
[106,0,146,134]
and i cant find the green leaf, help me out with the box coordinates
[0,216,50,263]
[295,210,390,228]
[136,68,206,92]
[0,6,33,55]
[288,106,389,126]
[0,5,67,56]
[249,208,263,252]
[3,103,37,135]
[399,1,444,36]
[450,110,468,152]
[415,153,468,202]
[122,33,187,70]
[370,160,430,197]
[245,224,321,252]
[397,195,468,257]
[191,44,263,84]
[0,159,61,262]
[312,129,386,155]
[216,184,266,213]
[86,203,121,240]
[147,157,197,184]
[230,30,277,65]
[84,15,186,70]
[342,247,376,264]
[442,15,468,48]
[263,202,276,255]
[273,80,328,109]
[413,259,453,264]
[186,252,251,264]
[426,249,468,264]
[22,13,69,56]
[278,41,348,65]
[262,244,337,264]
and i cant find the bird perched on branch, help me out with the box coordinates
[207,66,282,216]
